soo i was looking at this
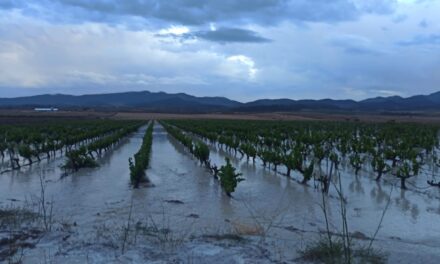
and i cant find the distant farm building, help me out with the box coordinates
[34,107,59,112]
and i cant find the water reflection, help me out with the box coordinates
[349,176,365,194]
[370,181,390,206]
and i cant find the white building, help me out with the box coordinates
[34,107,59,112]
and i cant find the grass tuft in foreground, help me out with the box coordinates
[300,237,387,264]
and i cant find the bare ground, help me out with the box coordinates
[114,111,440,124]
[2,109,440,124]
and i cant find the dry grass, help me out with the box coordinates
[230,221,265,236]
[300,237,387,264]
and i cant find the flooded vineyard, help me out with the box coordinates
[1,119,440,263]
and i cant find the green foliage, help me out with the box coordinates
[63,146,97,171]
[218,158,244,196]
[193,141,210,165]
[18,144,34,163]
[241,142,257,161]
[162,122,210,167]
[63,121,144,172]
[278,145,315,183]
[160,119,439,190]
[129,122,154,186]
[162,123,193,151]
[349,153,363,175]
[0,120,143,171]
[302,161,315,184]
[371,152,390,181]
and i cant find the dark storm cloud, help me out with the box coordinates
[194,28,271,43]
[398,34,440,46]
[1,0,397,26]
[164,27,271,43]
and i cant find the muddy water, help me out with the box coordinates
[189,131,440,245]
[1,123,440,263]
[0,130,144,224]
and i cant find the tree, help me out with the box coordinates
[219,158,244,197]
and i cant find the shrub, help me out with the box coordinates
[218,158,244,197]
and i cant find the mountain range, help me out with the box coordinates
[1,90,440,113]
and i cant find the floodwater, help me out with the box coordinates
[1,123,440,263]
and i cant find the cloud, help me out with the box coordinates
[351,0,396,14]
[392,14,408,23]
[158,25,190,35]
[0,14,261,94]
[342,87,367,99]
[371,89,403,96]
[398,34,440,46]
[328,34,384,55]
[419,19,428,28]
[0,0,15,9]
[224,55,258,80]
[1,0,397,27]
[177,27,271,44]
[2,0,440,101]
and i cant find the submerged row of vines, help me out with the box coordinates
[129,121,154,187]
[166,119,440,190]
[64,122,144,172]
[1,119,158,188]
[161,121,244,196]
[0,120,143,172]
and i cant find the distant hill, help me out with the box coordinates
[1,90,440,113]
[235,92,440,112]
[0,91,241,112]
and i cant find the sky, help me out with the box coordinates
[0,0,439,101]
